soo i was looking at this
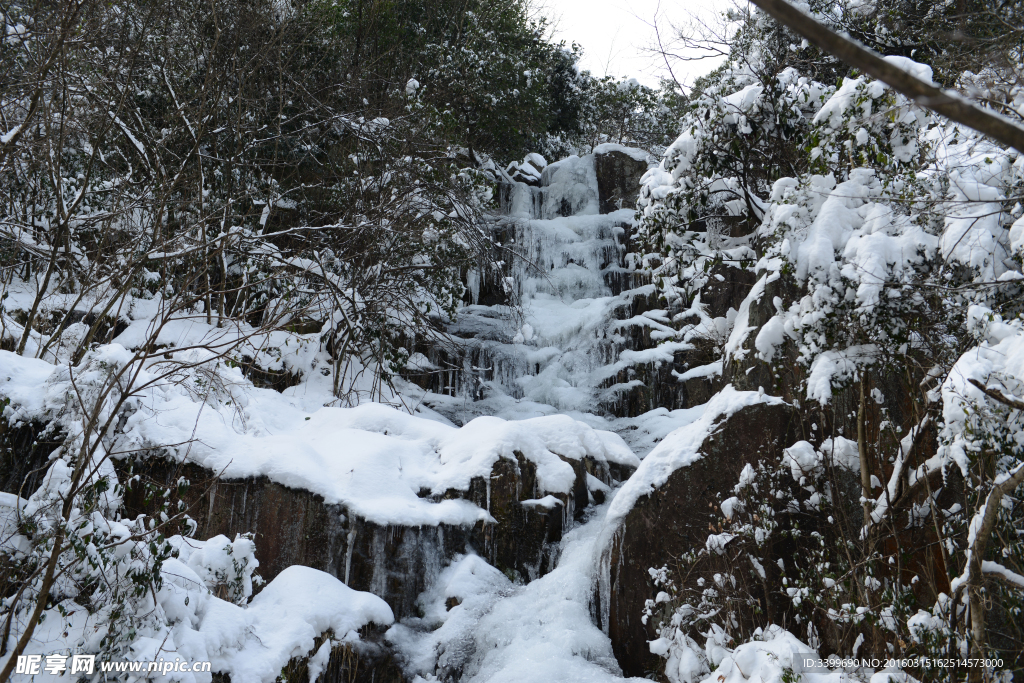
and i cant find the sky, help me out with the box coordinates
[543,0,731,89]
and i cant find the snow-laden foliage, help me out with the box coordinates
[0,0,503,402]
[633,67,831,306]
[634,3,1024,678]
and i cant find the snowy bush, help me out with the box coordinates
[637,2,1024,675]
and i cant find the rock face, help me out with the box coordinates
[700,264,758,320]
[0,419,62,497]
[121,451,623,621]
[595,148,651,214]
[602,337,723,417]
[722,271,804,399]
[602,401,801,678]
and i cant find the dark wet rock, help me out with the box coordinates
[599,337,723,417]
[595,149,650,214]
[214,627,404,683]
[722,271,804,400]
[603,401,801,678]
[120,446,630,619]
[236,356,303,392]
[700,264,758,320]
[460,221,518,308]
[0,419,61,497]
[605,261,650,297]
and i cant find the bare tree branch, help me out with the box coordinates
[969,378,1024,411]
[746,0,1024,153]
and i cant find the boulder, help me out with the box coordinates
[602,400,800,678]
[595,147,650,214]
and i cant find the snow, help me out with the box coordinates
[386,554,514,678]
[209,565,394,682]
[593,143,653,163]
[1010,214,1024,253]
[882,56,936,86]
[186,534,260,603]
[721,84,764,127]
[813,77,884,132]
[675,360,723,381]
[525,152,548,169]
[941,306,1024,476]
[652,621,927,683]
[793,171,870,282]
[386,504,647,683]
[805,345,878,404]
[0,350,636,528]
[0,123,22,144]
[982,560,1024,588]
[753,316,786,362]
[9,66,1018,680]
[6,555,392,683]
[457,505,642,683]
[940,166,1011,282]
[0,352,54,419]
[724,275,766,361]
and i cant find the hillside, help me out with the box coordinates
[1,1,1022,682]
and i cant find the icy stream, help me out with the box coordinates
[388,502,642,683]
[387,150,675,681]
[404,150,689,437]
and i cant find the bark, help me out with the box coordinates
[965,463,1024,682]
[858,379,872,529]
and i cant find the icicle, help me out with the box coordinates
[369,527,388,597]
[467,268,481,305]
[343,526,357,585]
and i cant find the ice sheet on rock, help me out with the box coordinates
[499,206,660,413]
[504,154,599,220]
[385,554,514,679]
[431,143,675,419]
[386,506,647,683]
[459,504,645,683]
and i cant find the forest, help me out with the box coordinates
[0,0,1022,682]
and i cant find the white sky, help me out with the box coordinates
[542,0,731,89]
